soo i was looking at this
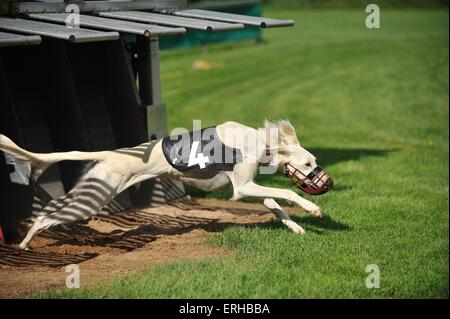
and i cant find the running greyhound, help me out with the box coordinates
[0,120,333,249]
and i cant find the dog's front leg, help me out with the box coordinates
[236,181,322,217]
[263,198,305,234]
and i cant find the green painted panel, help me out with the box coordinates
[159,3,262,50]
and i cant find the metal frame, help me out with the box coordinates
[99,10,244,32]
[190,0,261,9]
[0,17,119,43]
[172,9,295,28]
[1,0,188,14]
[136,36,167,139]
[0,31,41,47]
[27,13,186,37]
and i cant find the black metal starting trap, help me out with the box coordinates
[0,0,294,241]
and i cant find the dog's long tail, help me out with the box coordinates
[0,134,108,184]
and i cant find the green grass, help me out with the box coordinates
[39,9,449,298]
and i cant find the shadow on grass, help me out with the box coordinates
[255,214,351,235]
[328,184,352,192]
[293,215,351,234]
[308,147,394,167]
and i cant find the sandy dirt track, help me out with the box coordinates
[0,198,298,298]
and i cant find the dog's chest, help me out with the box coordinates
[161,126,243,176]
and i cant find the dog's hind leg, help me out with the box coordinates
[18,142,170,249]
[263,198,305,234]
[19,164,121,249]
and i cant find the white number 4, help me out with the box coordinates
[188,141,210,169]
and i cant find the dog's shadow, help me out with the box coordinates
[38,201,349,250]
[308,147,393,167]
[1,200,350,268]
[255,214,350,235]
[0,244,98,268]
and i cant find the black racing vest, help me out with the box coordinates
[161,126,243,177]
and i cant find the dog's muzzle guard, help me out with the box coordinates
[284,163,334,195]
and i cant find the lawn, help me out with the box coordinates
[40,8,449,298]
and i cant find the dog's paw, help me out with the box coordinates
[286,220,306,235]
[19,243,29,250]
[310,208,323,218]
[301,202,322,218]
[305,204,322,218]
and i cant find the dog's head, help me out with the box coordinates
[263,120,334,195]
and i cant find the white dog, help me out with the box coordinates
[0,120,333,249]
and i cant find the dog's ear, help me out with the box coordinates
[262,119,300,156]
[276,120,299,145]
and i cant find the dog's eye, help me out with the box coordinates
[305,162,311,167]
